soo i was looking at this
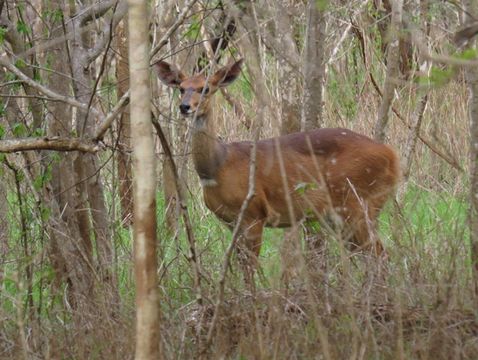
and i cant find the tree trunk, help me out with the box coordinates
[128,0,161,358]
[403,0,430,179]
[374,0,403,142]
[68,2,117,294]
[302,0,326,130]
[42,0,95,308]
[158,6,181,235]
[464,0,478,295]
[0,171,8,283]
[403,93,428,178]
[235,2,276,133]
[274,2,301,135]
[116,18,134,226]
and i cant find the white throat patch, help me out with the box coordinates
[200,178,218,187]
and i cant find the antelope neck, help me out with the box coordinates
[191,113,226,183]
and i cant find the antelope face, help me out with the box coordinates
[155,59,244,118]
[176,75,214,117]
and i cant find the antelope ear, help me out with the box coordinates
[211,59,243,88]
[155,61,186,87]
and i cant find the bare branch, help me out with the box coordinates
[0,137,100,153]
[374,0,402,141]
[403,93,429,178]
[94,91,130,141]
[0,57,98,116]
[326,0,370,66]
[76,0,119,26]
[404,16,478,67]
[150,0,199,61]
[369,73,463,172]
[151,118,203,306]
[455,21,478,47]
[85,0,128,64]
[202,141,257,355]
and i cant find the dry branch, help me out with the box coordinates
[201,142,258,357]
[150,0,199,61]
[151,118,203,306]
[404,16,478,67]
[85,0,128,64]
[129,0,160,357]
[0,137,99,153]
[374,0,402,141]
[403,93,429,178]
[0,57,99,117]
[94,91,131,141]
[369,73,463,172]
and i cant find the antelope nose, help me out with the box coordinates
[179,104,190,114]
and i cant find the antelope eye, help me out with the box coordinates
[179,87,185,94]
[198,86,210,94]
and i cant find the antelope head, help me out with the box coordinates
[155,59,244,117]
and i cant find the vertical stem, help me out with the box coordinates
[302,0,326,130]
[128,0,161,358]
[464,0,478,297]
[403,93,428,178]
[374,0,403,142]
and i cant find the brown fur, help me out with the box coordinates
[156,59,401,273]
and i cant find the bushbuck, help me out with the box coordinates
[156,58,400,279]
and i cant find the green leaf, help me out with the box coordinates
[294,182,317,195]
[40,205,51,221]
[0,124,4,139]
[456,48,478,61]
[0,101,5,117]
[304,217,322,233]
[32,127,45,137]
[16,20,30,35]
[14,58,26,69]
[0,27,8,44]
[184,16,200,40]
[418,66,453,87]
[12,123,27,137]
[52,9,64,24]
[315,0,329,11]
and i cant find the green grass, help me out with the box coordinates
[0,184,470,320]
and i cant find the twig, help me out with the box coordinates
[0,137,100,153]
[76,0,119,26]
[82,2,119,136]
[403,15,478,68]
[201,141,257,357]
[274,137,333,360]
[150,0,199,61]
[151,118,203,307]
[369,73,463,172]
[85,0,128,64]
[93,91,131,141]
[0,57,99,117]
[403,92,429,178]
[326,0,370,67]
[373,0,402,141]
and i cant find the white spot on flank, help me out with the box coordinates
[330,158,337,165]
[341,132,347,135]
[200,178,218,187]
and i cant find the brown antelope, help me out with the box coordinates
[156,59,400,277]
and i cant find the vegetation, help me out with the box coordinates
[1,0,478,359]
